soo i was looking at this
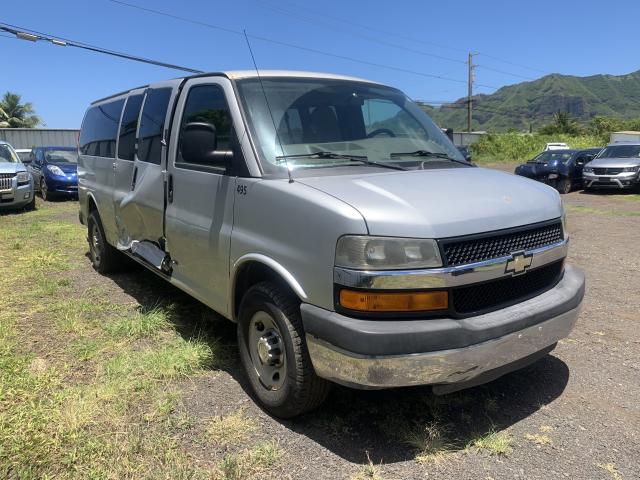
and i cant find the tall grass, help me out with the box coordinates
[471,133,604,164]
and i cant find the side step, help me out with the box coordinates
[130,240,173,274]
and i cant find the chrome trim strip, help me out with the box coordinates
[333,240,568,289]
[307,304,580,389]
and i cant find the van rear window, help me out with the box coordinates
[80,100,124,158]
[117,94,144,161]
[138,88,172,165]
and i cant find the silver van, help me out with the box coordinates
[78,71,585,418]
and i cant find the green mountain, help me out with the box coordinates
[420,70,640,132]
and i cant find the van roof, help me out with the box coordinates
[91,70,380,105]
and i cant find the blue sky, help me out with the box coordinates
[2,0,640,128]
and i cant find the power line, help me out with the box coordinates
[251,1,468,66]
[108,0,498,89]
[251,0,545,80]
[476,52,548,75]
[0,22,203,73]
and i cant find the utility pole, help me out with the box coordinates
[467,52,476,133]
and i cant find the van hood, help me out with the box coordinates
[587,157,640,168]
[297,167,562,238]
[0,162,25,175]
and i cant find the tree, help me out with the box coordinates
[0,92,41,128]
[539,112,583,135]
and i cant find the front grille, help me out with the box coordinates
[593,167,623,175]
[452,261,564,315]
[441,221,563,267]
[0,173,14,191]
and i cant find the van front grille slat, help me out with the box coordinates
[440,221,564,267]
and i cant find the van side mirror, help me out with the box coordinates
[181,122,231,170]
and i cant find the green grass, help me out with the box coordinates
[469,429,513,456]
[217,442,282,480]
[471,133,604,164]
[0,202,255,479]
[205,410,257,446]
[565,204,640,217]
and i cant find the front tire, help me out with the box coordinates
[237,282,330,418]
[40,178,52,201]
[556,178,572,194]
[87,211,127,274]
[24,194,36,211]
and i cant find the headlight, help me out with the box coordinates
[561,212,569,240]
[16,171,31,185]
[623,166,640,172]
[47,165,65,176]
[583,167,593,173]
[335,236,442,270]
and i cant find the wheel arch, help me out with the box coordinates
[231,254,308,322]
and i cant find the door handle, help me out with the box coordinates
[167,173,174,203]
[131,166,138,190]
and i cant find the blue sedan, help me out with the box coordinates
[28,146,79,200]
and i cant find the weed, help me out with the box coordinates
[105,306,171,339]
[217,442,282,480]
[205,410,257,446]
[403,421,454,464]
[598,463,622,480]
[470,429,513,456]
[524,433,551,445]
[352,452,383,480]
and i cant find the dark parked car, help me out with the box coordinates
[28,146,79,200]
[514,148,601,194]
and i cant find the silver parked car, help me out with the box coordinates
[0,141,35,211]
[583,142,640,190]
[78,71,585,418]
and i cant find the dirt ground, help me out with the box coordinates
[2,166,639,479]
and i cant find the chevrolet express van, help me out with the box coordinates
[78,71,585,418]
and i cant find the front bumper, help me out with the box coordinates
[583,172,639,189]
[0,182,34,210]
[302,265,584,389]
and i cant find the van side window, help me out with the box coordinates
[117,94,144,161]
[177,84,233,167]
[79,100,124,158]
[138,88,172,165]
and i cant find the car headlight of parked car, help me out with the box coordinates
[622,166,640,172]
[47,165,65,176]
[16,171,31,186]
[335,235,442,270]
[583,167,593,173]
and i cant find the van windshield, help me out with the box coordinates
[236,77,464,174]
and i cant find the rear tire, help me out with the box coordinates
[556,178,572,194]
[237,281,330,418]
[87,211,127,274]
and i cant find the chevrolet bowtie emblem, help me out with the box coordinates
[505,251,533,275]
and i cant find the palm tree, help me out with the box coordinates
[0,92,41,128]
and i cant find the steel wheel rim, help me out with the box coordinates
[90,223,102,264]
[248,310,286,391]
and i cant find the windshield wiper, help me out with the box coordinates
[276,151,406,171]
[390,150,471,166]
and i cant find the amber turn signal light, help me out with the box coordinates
[339,289,448,312]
